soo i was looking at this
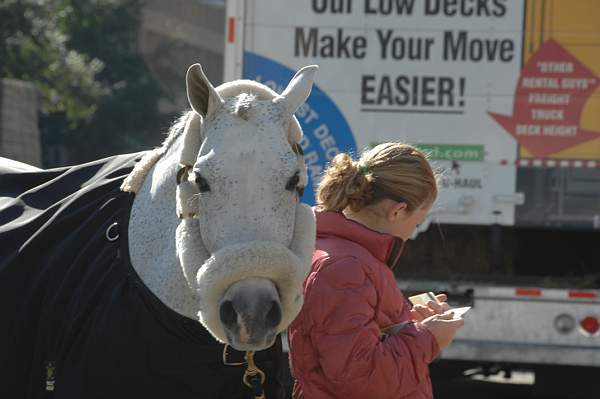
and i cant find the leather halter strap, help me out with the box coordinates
[176,164,193,185]
[176,164,198,219]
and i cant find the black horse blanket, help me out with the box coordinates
[0,153,284,399]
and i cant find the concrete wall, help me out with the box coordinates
[0,79,41,167]
[139,0,225,114]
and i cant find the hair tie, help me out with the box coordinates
[358,163,369,176]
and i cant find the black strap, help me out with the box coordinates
[386,238,405,270]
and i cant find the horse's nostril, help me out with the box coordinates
[219,300,237,329]
[265,300,282,329]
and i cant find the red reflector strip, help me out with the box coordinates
[228,17,235,43]
[569,291,597,299]
[580,316,600,334]
[515,288,542,297]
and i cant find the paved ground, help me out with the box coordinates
[281,354,597,398]
[431,364,596,399]
[433,370,535,399]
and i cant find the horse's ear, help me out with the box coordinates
[186,63,224,117]
[273,65,318,115]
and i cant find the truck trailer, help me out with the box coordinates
[224,0,600,391]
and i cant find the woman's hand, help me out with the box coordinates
[410,293,450,321]
[421,312,465,350]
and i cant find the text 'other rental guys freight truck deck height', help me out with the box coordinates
[224,0,600,391]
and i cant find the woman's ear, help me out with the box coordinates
[389,201,408,221]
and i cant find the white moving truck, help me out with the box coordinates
[224,0,600,388]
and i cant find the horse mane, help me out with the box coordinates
[120,112,191,193]
[161,112,191,155]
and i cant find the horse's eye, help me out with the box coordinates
[194,174,211,192]
[286,172,300,191]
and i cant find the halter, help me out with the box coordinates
[175,164,198,219]
[175,113,202,219]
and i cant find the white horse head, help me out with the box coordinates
[161,64,318,351]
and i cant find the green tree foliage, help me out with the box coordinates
[0,0,165,165]
[0,0,106,123]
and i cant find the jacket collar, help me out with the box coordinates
[314,208,405,270]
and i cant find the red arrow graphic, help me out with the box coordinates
[489,39,600,158]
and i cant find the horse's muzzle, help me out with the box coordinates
[219,277,281,350]
[195,241,307,350]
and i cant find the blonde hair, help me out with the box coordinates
[316,143,437,213]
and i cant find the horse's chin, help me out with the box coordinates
[226,333,277,352]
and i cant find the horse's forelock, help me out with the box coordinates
[230,93,257,121]
[216,79,279,101]
[216,80,303,147]
[218,81,275,123]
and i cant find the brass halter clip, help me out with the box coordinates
[221,346,267,399]
[243,351,267,399]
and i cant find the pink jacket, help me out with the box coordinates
[288,209,439,399]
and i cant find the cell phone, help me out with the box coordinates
[408,291,440,306]
[409,293,471,318]
[444,306,471,318]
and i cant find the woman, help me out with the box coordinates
[288,143,464,399]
